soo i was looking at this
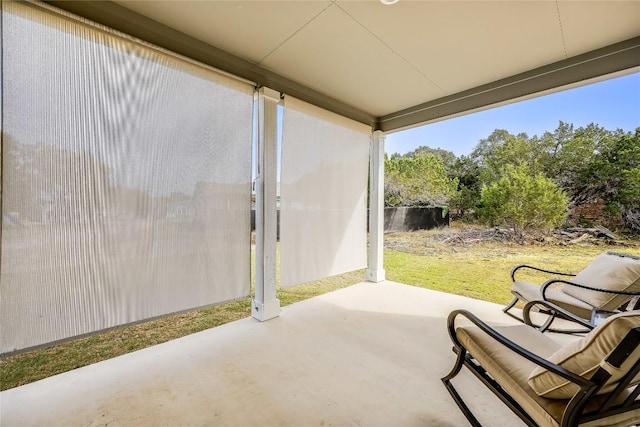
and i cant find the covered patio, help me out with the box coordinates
[1,281,581,426]
[1,1,639,426]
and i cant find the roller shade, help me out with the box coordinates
[280,97,370,289]
[1,2,254,354]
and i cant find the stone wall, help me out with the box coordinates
[383,207,450,233]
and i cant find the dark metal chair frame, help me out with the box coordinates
[503,251,640,333]
[442,302,640,427]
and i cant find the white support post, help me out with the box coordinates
[252,87,281,321]
[367,130,386,282]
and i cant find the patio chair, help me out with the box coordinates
[442,306,640,426]
[503,251,640,332]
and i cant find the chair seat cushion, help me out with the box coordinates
[512,280,593,319]
[562,253,640,310]
[457,324,564,426]
[528,311,640,399]
[457,322,640,426]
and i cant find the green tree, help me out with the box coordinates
[448,184,478,218]
[384,153,458,207]
[470,129,515,168]
[538,122,623,192]
[477,164,568,238]
[404,145,457,171]
[471,129,543,184]
[447,155,482,217]
[572,129,640,232]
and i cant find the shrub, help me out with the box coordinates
[478,164,568,238]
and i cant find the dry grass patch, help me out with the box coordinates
[384,228,639,305]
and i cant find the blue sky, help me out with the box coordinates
[385,72,640,157]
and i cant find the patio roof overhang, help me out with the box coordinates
[4,0,637,347]
[48,0,640,134]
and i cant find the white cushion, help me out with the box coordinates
[528,311,640,399]
[562,253,640,309]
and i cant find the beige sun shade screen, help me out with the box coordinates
[0,2,254,355]
[280,97,370,289]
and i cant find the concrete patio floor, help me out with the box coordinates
[0,281,575,426]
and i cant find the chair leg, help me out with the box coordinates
[503,296,527,324]
[503,296,519,314]
[442,348,483,427]
[442,347,466,382]
[538,311,556,333]
[504,299,558,332]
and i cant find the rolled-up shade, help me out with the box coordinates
[1,2,254,354]
[280,97,370,289]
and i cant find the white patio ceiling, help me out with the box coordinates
[49,0,640,131]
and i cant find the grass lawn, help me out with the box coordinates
[384,241,609,305]
[1,230,638,391]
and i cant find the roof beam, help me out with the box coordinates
[377,36,640,133]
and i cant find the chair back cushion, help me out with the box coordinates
[562,253,640,310]
[528,311,640,399]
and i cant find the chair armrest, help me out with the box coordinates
[447,309,593,388]
[510,264,575,282]
[522,300,594,331]
[541,279,640,298]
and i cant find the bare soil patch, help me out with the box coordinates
[384,224,639,257]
